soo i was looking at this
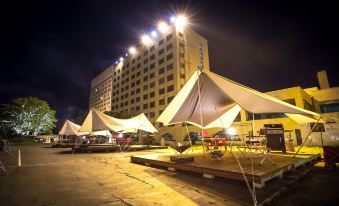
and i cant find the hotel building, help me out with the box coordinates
[89,19,210,129]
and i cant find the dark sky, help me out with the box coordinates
[1,0,338,129]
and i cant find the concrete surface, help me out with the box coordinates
[0,145,338,206]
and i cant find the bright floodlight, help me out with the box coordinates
[169,15,176,23]
[141,34,152,46]
[119,57,124,62]
[129,46,137,55]
[115,60,119,65]
[175,15,187,29]
[151,30,158,38]
[158,21,169,33]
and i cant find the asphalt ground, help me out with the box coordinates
[0,145,338,206]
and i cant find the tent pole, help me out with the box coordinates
[252,113,255,138]
[196,70,206,157]
[185,122,192,148]
[293,116,322,158]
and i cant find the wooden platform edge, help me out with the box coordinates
[130,153,321,188]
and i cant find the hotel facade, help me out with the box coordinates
[89,22,210,130]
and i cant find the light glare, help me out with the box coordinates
[141,34,152,45]
[170,16,176,23]
[129,46,136,55]
[151,30,158,38]
[158,21,169,33]
[176,15,187,29]
[119,57,124,62]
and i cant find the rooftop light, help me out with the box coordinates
[141,34,152,46]
[151,30,158,38]
[175,15,187,30]
[169,15,176,23]
[129,46,137,55]
[158,21,169,33]
[119,57,124,62]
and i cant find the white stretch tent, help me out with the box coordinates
[157,71,319,127]
[79,109,158,133]
[59,120,88,136]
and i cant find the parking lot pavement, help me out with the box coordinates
[1,145,338,206]
[1,146,251,206]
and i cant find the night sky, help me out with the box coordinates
[1,0,338,130]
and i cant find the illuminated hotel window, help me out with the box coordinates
[167,63,173,71]
[159,99,165,105]
[143,50,148,56]
[166,34,172,41]
[167,85,174,92]
[143,94,148,100]
[159,68,165,75]
[166,53,173,60]
[158,48,164,55]
[159,88,165,95]
[166,43,173,50]
[159,39,164,46]
[143,67,148,73]
[158,78,165,84]
[167,74,173,81]
[158,58,164,65]
[143,103,148,109]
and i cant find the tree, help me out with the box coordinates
[0,97,57,136]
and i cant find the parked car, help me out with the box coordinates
[184,132,202,145]
[162,133,175,141]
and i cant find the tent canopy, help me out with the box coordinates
[79,109,158,133]
[157,71,319,127]
[59,120,88,136]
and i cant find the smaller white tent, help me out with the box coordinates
[79,109,158,133]
[59,120,88,136]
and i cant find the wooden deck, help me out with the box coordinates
[131,151,320,188]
